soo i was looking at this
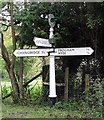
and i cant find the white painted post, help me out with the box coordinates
[48,14,57,100]
[49,27,57,98]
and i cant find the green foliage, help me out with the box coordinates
[2,85,8,97]
[0,58,8,79]
[86,15,103,29]
[14,2,85,47]
[2,99,102,118]
[23,57,42,83]
[26,84,43,105]
[85,77,103,112]
[2,80,102,118]
[1,85,12,104]
[52,33,62,46]
[0,29,12,79]
[67,58,103,115]
[14,2,104,49]
[54,100,102,118]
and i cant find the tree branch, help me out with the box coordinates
[0,32,11,69]
[2,72,42,99]
[24,72,42,88]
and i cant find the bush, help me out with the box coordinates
[26,85,43,105]
[86,77,103,112]
[1,85,11,98]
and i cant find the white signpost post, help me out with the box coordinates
[13,14,94,105]
[48,14,57,99]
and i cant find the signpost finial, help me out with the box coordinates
[48,14,55,28]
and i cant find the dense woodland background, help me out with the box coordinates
[0,2,104,118]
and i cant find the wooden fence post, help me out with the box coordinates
[85,73,90,97]
[64,66,69,102]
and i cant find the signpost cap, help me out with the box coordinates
[48,14,55,28]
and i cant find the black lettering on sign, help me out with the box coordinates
[35,51,40,54]
[17,51,40,54]
[58,52,66,54]
[57,48,75,55]
[41,51,45,54]
[66,48,75,52]
[36,40,48,45]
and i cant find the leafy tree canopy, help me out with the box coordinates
[14,2,104,49]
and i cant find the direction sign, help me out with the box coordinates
[13,49,53,57]
[33,37,52,47]
[50,47,94,56]
[14,47,94,57]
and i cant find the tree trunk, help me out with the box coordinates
[9,66,20,101]
[18,29,25,99]
[17,0,28,99]
[1,2,20,102]
[1,2,21,102]
[1,31,19,102]
[19,57,25,99]
[10,2,20,100]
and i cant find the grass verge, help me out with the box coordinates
[2,101,102,119]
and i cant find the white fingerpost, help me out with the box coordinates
[49,27,54,39]
[49,55,56,97]
[48,14,57,98]
[49,27,57,98]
